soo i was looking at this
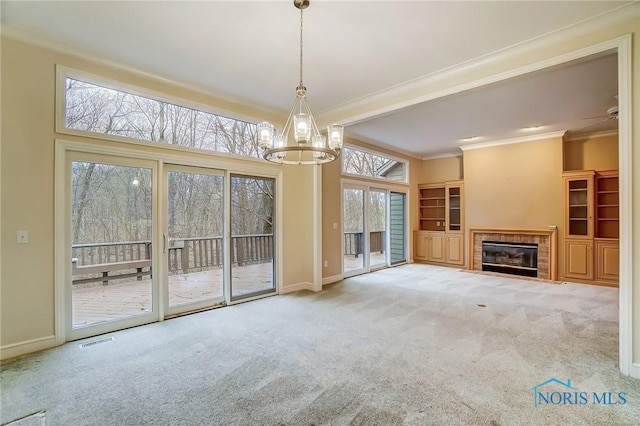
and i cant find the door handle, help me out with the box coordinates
[163,233,168,254]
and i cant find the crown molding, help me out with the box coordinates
[342,133,423,161]
[318,2,639,125]
[564,129,619,142]
[459,131,566,152]
[0,25,284,121]
[421,152,463,161]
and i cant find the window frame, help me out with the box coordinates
[55,65,265,163]
[340,143,410,185]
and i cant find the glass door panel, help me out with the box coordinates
[447,186,461,232]
[343,186,366,275]
[70,160,154,332]
[167,167,225,312]
[230,175,275,300]
[369,189,387,269]
[568,179,589,236]
[389,192,407,265]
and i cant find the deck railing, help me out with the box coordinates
[72,234,274,284]
[344,231,385,258]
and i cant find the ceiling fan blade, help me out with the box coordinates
[582,115,608,120]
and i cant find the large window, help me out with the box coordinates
[342,146,407,182]
[63,77,260,158]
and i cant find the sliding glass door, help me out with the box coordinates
[230,175,276,301]
[369,188,387,270]
[343,185,366,276]
[343,183,407,277]
[165,166,225,316]
[64,149,280,341]
[68,154,157,340]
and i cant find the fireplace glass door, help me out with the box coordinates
[482,241,538,277]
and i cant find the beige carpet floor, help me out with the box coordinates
[2,264,639,425]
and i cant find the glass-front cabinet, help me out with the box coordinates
[563,171,594,239]
[446,184,462,232]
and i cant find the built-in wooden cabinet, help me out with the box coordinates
[564,238,593,281]
[415,181,464,266]
[445,234,464,265]
[564,170,595,239]
[562,170,618,286]
[414,231,442,262]
[594,239,619,285]
[414,231,428,260]
[429,233,446,263]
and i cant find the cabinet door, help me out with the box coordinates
[564,173,594,239]
[445,234,464,265]
[414,232,428,260]
[595,239,619,285]
[564,239,593,280]
[429,234,446,263]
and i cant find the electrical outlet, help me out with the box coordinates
[323,260,328,268]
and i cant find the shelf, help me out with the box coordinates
[421,206,445,209]
[569,189,587,192]
[597,190,618,194]
[597,218,619,221]
[569,218,588,221]
[598,204,619,208]
[569,204,588,207]
[421,218,445,221]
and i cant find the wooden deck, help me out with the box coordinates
[73,253,388,327]
[72,262,274,327]
[344,252,386,273]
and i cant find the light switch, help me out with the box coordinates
[333,222,338,230]
[17,230,29,244]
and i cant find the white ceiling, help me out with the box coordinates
[1,1,634,157]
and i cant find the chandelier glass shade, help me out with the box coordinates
[257,0,343,165]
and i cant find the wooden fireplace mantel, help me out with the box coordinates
[468,227,558,281]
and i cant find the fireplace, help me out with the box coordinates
[468,228,557,280]
[482,241,538,277]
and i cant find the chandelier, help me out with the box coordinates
[257,0,343,165]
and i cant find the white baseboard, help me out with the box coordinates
[280,282,314,294]
[629,363,640,379]
[1,335,57,360]
[322,274,343,286]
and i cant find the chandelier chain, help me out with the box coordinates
[299,5,304,89]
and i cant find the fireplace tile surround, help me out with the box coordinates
[468,227,557,280]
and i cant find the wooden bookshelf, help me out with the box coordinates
[595,171,619,239]
[419,186,445,231]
